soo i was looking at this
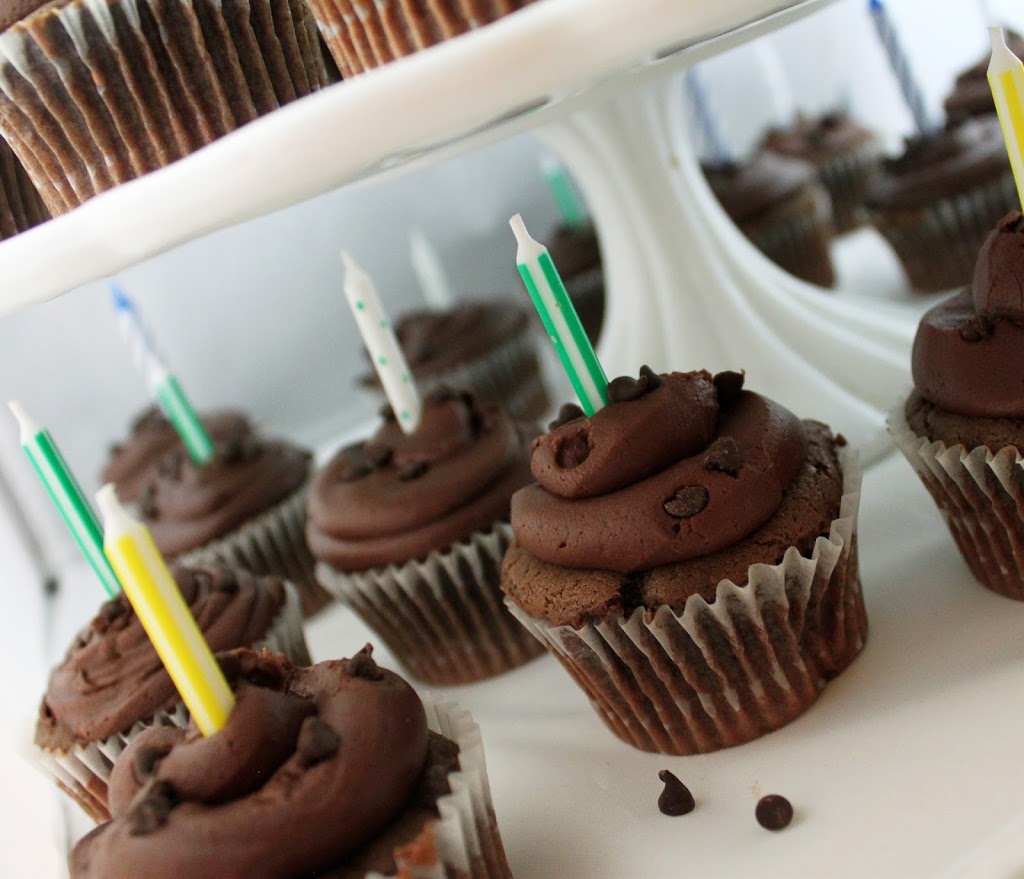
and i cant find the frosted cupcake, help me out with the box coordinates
[503,367,866,755]
[34,564,309,822]
[944,31,1024,121]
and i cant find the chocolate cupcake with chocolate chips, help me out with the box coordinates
[502,367,866,755]
[307,386,543,685]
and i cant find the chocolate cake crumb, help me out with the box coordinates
[296,717,340,767]
[128,781,178,836]
[549,403,585,431]
[664,486,710,519]
[657,770,695,816]
[703,437,741,477]
[755,794,793,831]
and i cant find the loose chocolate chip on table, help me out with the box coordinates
[664,486,710,519]
[704,436,741,477]
[755,794,793,831]
[297,717,341,766]
[713,370,745,409]
[657,770,695,816]
[549,402,585,431]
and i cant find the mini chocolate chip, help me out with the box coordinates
[959,314,993,342]
[139,484,159,520]
[704,437,741,477]
[363,443,393,468]
[548,403,585,430]
[398,460,430,481]
[835,433,848,447]
[755,794,794,831]
[555,430,590,469]
[657,770,695,816]
[638,365,663,390]
[98,598,127,623]
[664,486,710,519]
[220,431,260,465]
[128,781,178,836]
[132,745,169,782]
[157,451,184,480]
[607,365,662,403]
[347,646,384,680]
[378,403,397,422]
[297,717,341,766]
[131,406,165,434]
[713,371,745,410]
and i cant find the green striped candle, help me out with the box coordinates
[9,401,119,597]
[510,213,608,415]
[541,155,588,230]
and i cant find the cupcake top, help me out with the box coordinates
[944,31,1024,121]
[138,421,310,557]
[911,211,1024,428]
[69,648,456,879]
[306,386,534,570]
[762,112,877,165]
[703,152,818,223]
[357,300,529,389]
[865,117,1009,211]
[102,406,250,503]
[35,565,288,748]
[546,223,602,279]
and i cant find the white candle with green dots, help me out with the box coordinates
[342,252,422,434]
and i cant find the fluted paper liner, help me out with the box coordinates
[870,171,1018,292]
[377,698,511,879]
[318,522,544,685]
[889,398,1024,599]
[0,0,327,214]
[181,483,330,617]
[816,139,883,234]
[0,136,48,238]
[36,581,310,821]
[506,446,866,755]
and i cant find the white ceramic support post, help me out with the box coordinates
[538,72,919,460]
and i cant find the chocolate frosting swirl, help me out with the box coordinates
[306,388,534,570]
[912,212,1024,417]
[703,151,817,223]
[762,112,877,165]
[512,370,808,573]
[70,648,430,879]
[865,118,1009,210]
[102,407,250,503]
[35,566,286,746]
[139,422,310,557]
[944,31,1024,121]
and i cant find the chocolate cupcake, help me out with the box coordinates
[137,419,327,616]
[308,0,540,77]
[704,151,837,287]
[0,0,328,215]
[865,117,1016,292]
[762,112,882,234]
[944,31,1024,121]
[69,647,512,879]
[357,299,550,423]
[307,387,544,685]
[0,136,47,238]
[889,212,1024,599]
[502,368,866,755]
[544,222,604,346]
[34,564,310,822]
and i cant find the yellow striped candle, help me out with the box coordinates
[988,26,1024,207]
[95,485,234,736]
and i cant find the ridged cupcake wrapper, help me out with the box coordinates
[0,0,327,214]
[375,698,511,879]
[0,136,48,239]
[360,321,550,423]
[870,171,1018,293]
[741,183,836,288]
[309,0,539,77]
[507,447,866,756]
[36,580,310,822]
[888,399,1024,599]
[816,139,883,235]
[317,522,544,685]
[180,483,331,617]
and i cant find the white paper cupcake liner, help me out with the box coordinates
[888,398,1024,599]
[870,171,1018,292]
[816,139,883,234]
[36,580,310,822]
[318,522,544,685]
[377,698,512,879]
[0,0,327,214]
[180,483,329,616]
[506,446,866,755]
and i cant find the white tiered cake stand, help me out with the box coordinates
[5,1,1024,877]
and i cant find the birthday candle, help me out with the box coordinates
[409,228,455,312]
[541,154,588,230]
[510,213,608,416]
[684,67,733,165]
[987,26,1024,207]
[342,253,422,433]
[96,485,234,736]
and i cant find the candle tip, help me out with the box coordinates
[868,0,882,11]
[109,281,133,313]
[509,213,531,244]
[7,399,34,440]
[94,483,129,530]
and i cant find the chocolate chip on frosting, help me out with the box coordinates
[157,451,184,480]
[548,403,585,431]
[139,484,159,520]
[959,313,993,342]
[97,598,128,624]
[363,442,393,468]
[296,717,341,767]
[713,370,745,410]
[397,461,430,481]
[607,364,663,404]
[657,770,695,816]
[664,486,710,519]
[704,437,741,477]
[128,781,178,836]
[347,646,384,680]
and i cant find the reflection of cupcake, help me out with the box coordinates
[503,368,866,755]
[0,0,328,214]
[35,564,309,822]
[704,152,836,287]
[308,387,544,685]
[138,420,327,616]
[0,137,47,239]
[545,223,605,346]
[102,406,249,504]
[357,300,550,422]
[889,212,1024,599]
[865,118,1015,292]
[70,647,512,879]
[308,0,540,76]
[762,112,882,234]
[944,31,1024,121]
